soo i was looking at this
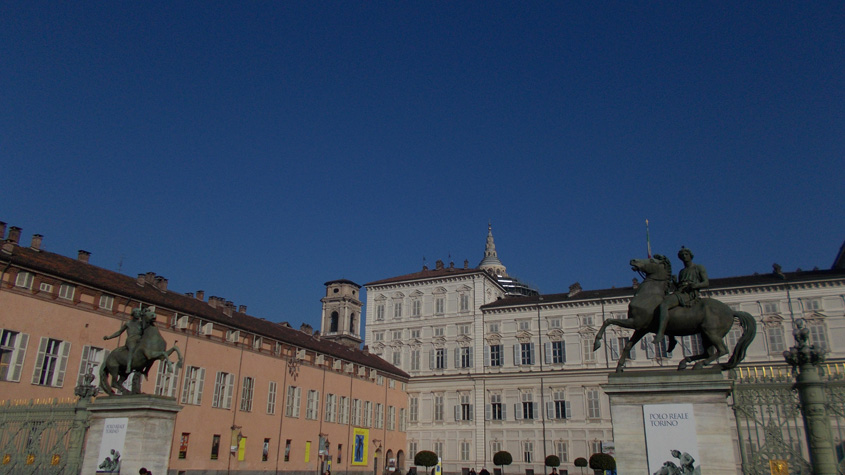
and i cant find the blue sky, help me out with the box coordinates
[2,2,843,330]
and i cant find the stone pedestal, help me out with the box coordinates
[602,369,739,474]
[81,394,182,475]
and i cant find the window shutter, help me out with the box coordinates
[484,345,490,367]
[629,344,637,360]
[77,346,91,386]
[181,370,192,404]
[196,368,206,404]
[610,339,619,360]
[55,341,71,387]
[294,387,302,417]
[454,405,460,421]
[454,348,460,368]
[468,347,473,367]
[513,345,521,366]
[544,342,552,364]
[212,373,222,407]
[546,401,555,419]
[565,401,572,419]
[11,333,28,382]
[533,402,539,418]
[429,350,434,370]
[31,337,48,384]
[468,404,473,420]
[501,403,507,421]
[682,336,692,356]
[529,343,536,365]
[485,404,491,421]
[561,341,566,363]
[226,373,235,409]
[514,403,523,420]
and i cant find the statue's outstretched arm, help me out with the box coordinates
[103,323,127,340]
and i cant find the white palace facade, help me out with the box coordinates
[364,228,845,475]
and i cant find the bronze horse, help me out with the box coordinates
[100,312,183,395]
[593,255,756,371]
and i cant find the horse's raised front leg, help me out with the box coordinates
[593,316,639,351]
[616,328,648,372]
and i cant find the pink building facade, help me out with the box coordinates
[0,224,408,474]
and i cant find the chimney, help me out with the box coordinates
[0,222,6,240]
[78,250,91,263]
[464,259,469,269]
[313,330,320,339]
[30,234,43,250]
[238,305,247,314]
[362,345,369,354]
[196,290,205,301]
[568,282,582,297]
[145,272,156,284]
[154,276,168,291]
[208,296,218,308]
[300,323,313,334]
[137,274,146,286]
[185,292,194,298]
[223,300,234,316]
[8,227,21,244]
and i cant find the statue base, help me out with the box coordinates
[81,394,182,475]
[602,369,739,474]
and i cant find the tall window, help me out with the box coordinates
[809,322,828,349]
[551,390,571,419]
[0,329,29,382]
[457,393,473,421]
[587,388,601,419]
[388,405,396,430]
[681,335,704,357]
[435,296,445,315]
[610,337,636,361]
[267,381,278,414]
[409,442,418,460]
[339,396,349,424]
[491,441,502,455]
[549,341,565,364]
[76,346,107,387]
[306,390,320,420]
[410,396,418,422]
[410,349,420,371]
[434,394,444,421]
[393,301,403,319]
[285,386,302,418]
[240,376,255,412]
[154,360,180,397]
[212,372,235,409]
[32,337,70,387]
[487,344,503,367]
[460,441,470,461]
[181,366,205,405]
[459,293,470,312]
[351,398,362,426]
[433,348,446,370]
[392,350,401,367]
[364,401,373,427]
[725,325,743,351]
[555,441,569,463]
[489,394,504,421]
[518,392,535,420]
[516,342,535,365]
[376,304,385,321]
[523,441,534,463]
[767,326,786,353]
[458,347,473,368]
[412,299,421,317]
[583,338,596,362]
[325,393,337,422]
[434,441,444,458]
[375,403,384,428]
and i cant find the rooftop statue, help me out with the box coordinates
[593,249,757,372]
[100,307,183,395]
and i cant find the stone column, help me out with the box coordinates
[784,318,838,474]
[80,394,182,475]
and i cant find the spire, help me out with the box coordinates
[478,222,507,277]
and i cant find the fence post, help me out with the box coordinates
[784,318,838,474]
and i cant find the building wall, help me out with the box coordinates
[0,251,408,474]
[366,266,845,475]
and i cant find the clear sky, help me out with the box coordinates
[2,2,843,331]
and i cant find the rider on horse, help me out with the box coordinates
[103,307,151,373]
[655,247,709,343]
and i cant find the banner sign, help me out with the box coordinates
[643,404,701,474]
[351,428,369,466]
[96,417,128,473]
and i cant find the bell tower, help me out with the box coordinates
[321,279,363,348]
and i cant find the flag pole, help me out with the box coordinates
[646,219,652,258]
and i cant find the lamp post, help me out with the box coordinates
[784,318,837,474]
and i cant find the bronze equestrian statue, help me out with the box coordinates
[593,252,756,372]
[100,307,183,395]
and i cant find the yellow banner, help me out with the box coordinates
[305,441,311,463]
[237,437,247,461]
[351,428,369,466]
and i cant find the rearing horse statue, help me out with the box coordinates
[100,309,183,395]
[593,255,756,372]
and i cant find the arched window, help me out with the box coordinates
[330,311,339,333]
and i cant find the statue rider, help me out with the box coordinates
[103,307,149,373]
[655,247,709,343]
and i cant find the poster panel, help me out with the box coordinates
[96,417,128,473]
[351,428,369,466]
[643,404,701,474]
